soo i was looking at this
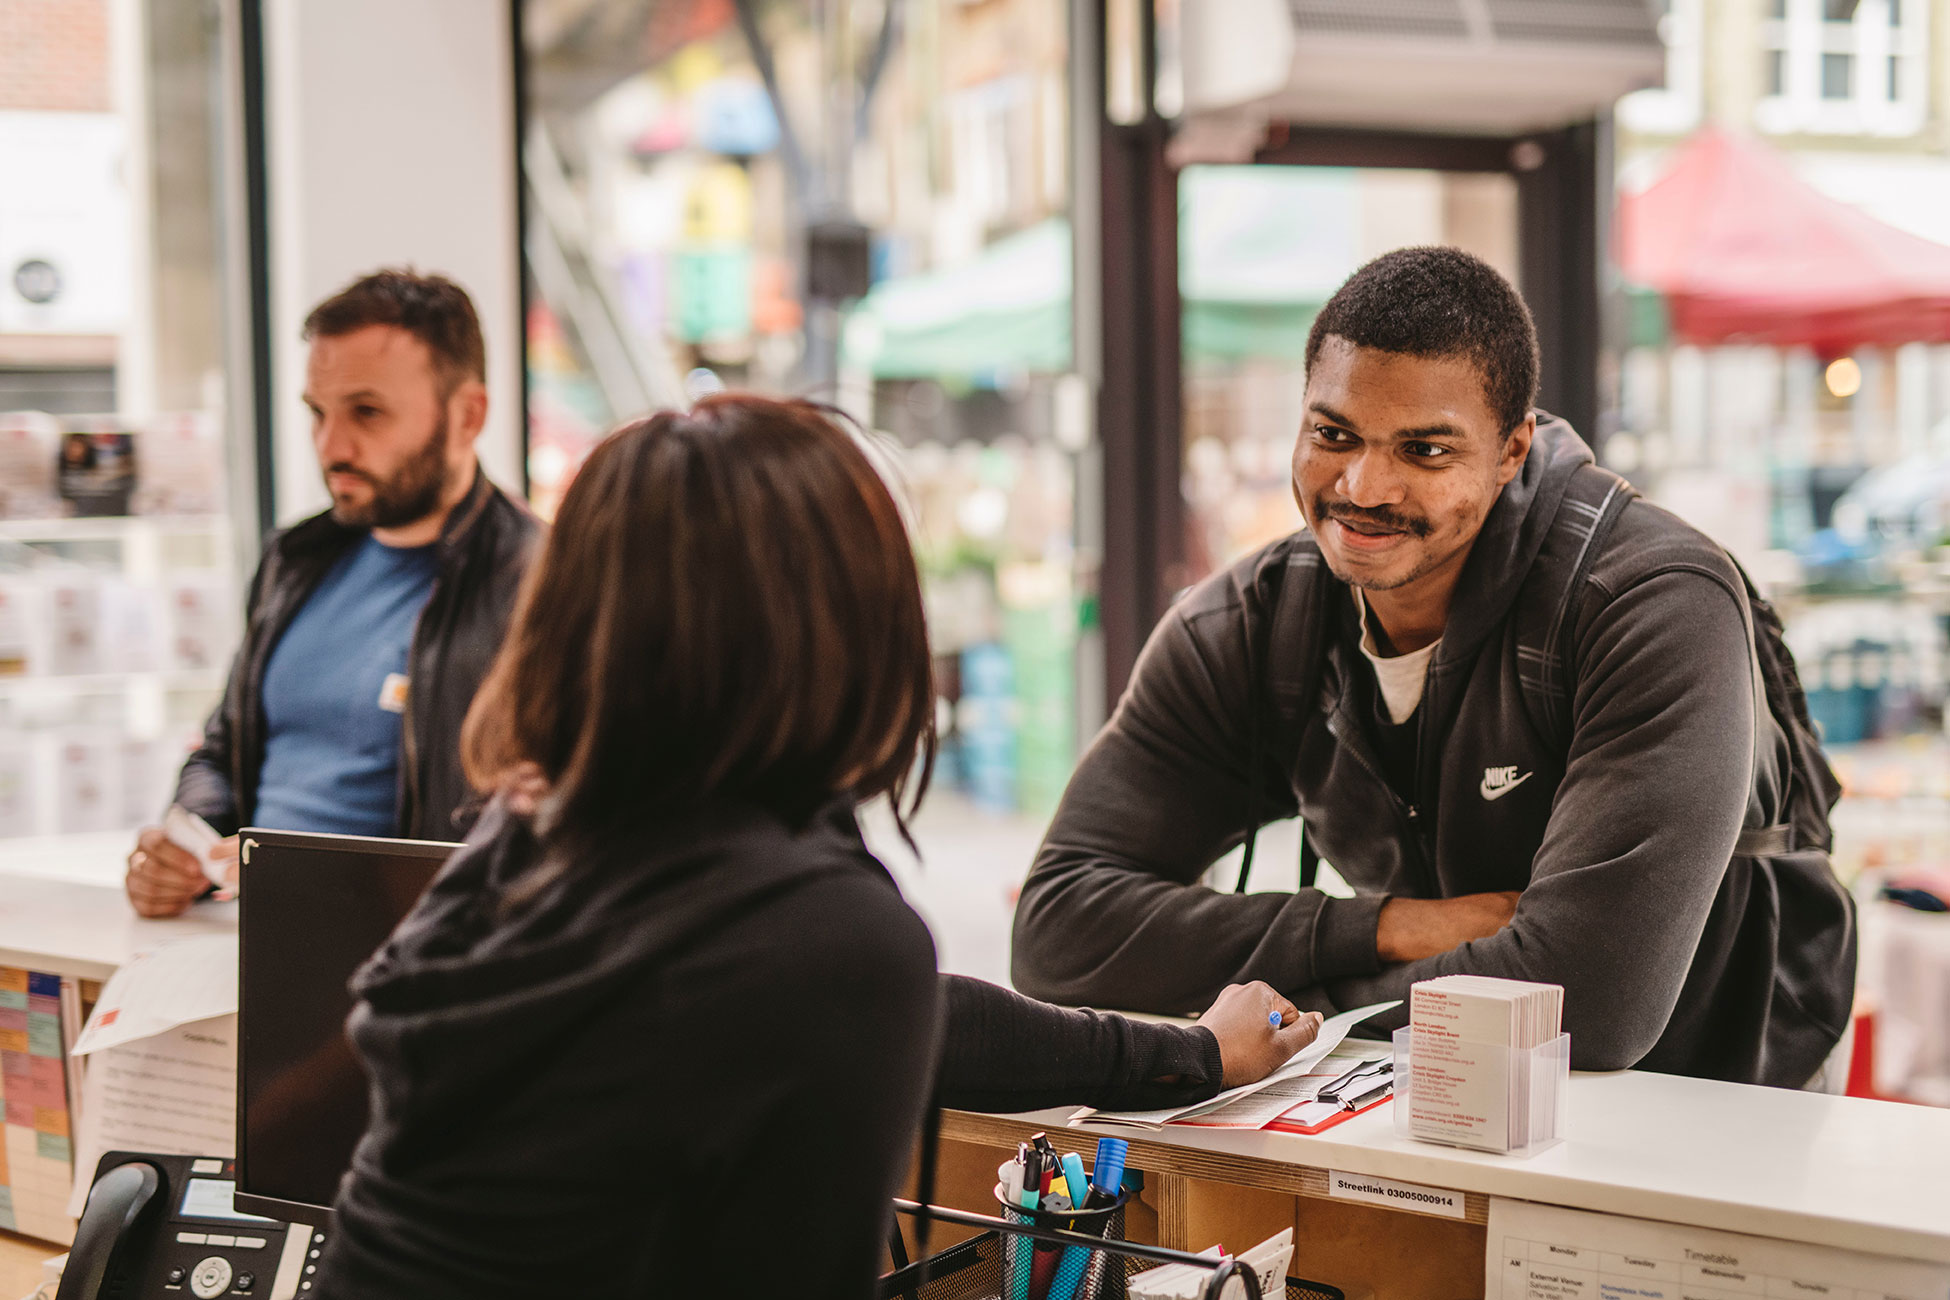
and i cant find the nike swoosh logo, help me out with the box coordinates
[1480,771,1534,801]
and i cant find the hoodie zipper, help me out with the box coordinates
[1324,701,1435,895]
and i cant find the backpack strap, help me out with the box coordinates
[1514,463,1639,755]
[1235,544,1333,894]
[1525,469,1826,861]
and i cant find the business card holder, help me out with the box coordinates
[1391,1027,1569,1157]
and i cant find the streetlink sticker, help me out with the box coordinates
[1328,1170,1466,1220]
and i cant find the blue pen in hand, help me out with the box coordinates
[1270,1009,1284,1029]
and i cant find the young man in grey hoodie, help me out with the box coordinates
[1011,247,1855,1089]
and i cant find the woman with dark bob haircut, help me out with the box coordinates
[312,396,1319,1299]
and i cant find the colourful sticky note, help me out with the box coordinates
[36,1133,68,1163]
[0,991,27,1012]
[26,1015,59,1057]
[27,973,59,998]
[27,995,58,1018]
[0,970,28,995]
[33,1108,67,1138]
[5,1100,30,1127]
[0,1031,28,1055]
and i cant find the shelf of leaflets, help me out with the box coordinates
[0,670,226,700]
[0,515,232,545]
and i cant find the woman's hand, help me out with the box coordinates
[1195,982,1325,1088]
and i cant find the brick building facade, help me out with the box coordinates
[0,0,109,114]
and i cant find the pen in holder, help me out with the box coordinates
[1392,1025,1569,1156]
[993,1180,1130,1300]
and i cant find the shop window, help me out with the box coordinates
[1758,0,1925,136]
[520,0,1087,821]
[0,1,243,869]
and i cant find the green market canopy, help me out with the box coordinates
[843,168,1367,378]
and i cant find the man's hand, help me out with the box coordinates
[211,835,241,899]
[125,826,212,918]
[1196,981,1326,1089]
[1376,891,1521,964]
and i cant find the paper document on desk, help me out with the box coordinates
[70,934,237,1057]
[1486,1197,1950,1299]
[65,1013,236,1219]
[1071,1000,1399,1130]
[1170,1045,1392,1130]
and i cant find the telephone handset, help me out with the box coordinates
[58,1153,324,1300]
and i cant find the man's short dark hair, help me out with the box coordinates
[303,269,486,393]
[1305,246,1540,434]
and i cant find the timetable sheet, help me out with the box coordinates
[1487,1199,1950,1300]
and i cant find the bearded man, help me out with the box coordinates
[126,270,542,915]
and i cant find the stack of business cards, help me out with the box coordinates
[1406,975,1564,1153]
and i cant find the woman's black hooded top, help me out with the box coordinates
[313,797,1223,1300]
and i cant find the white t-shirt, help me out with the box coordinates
[1352,588,1441,725]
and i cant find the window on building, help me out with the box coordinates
[1759,0,1926,135]
[1616,0,1703,135]
[1822,51,1853,98]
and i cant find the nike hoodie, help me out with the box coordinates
[1012,419,1855,1088]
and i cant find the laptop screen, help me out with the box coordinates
[233,830,454,1221]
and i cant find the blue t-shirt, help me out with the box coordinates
[254,535,441,835]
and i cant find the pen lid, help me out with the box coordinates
[1060,1153,1089,1206]
[1091,1137,1128,1195]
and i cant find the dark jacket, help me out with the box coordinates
[173,468,541,841]
[1012,420,1855,1088]
[315,799,1224,1300]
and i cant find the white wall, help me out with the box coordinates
[263,0,521,524]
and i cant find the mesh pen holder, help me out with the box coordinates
[882,1198,1294,1300]
[994,1181,1130,1300]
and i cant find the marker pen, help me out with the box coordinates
[1084,1137,1128,1209]
[1059,1154,1089,1220]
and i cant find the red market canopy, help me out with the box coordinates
[1617,127,1950,353]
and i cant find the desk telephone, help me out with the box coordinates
[58,1153,324,1300]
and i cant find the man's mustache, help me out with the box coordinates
[1312,496,1433,538]
[326,463,377,487]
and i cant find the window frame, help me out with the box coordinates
[1757,0,1927,136]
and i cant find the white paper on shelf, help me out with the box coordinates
[65,1013,237,1219]
[1485,1197,1950,1299]
[70,934,237,1057]
[1071,1000,1400,1129]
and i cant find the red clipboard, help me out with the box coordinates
[1264,1092,1392,1136]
